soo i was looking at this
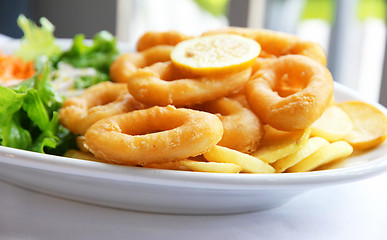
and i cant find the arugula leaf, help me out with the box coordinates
[15,14,61,61]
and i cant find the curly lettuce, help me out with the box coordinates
[0,16,119,155]
[51,30,119,89]
[15,14,61,61]
[55,31,119,75]
[0,62,75,154]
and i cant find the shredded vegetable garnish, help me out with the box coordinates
[51,62,99,98]
[0,51,35,86]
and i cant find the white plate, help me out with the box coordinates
[1,39,387,214]
[1,82,387,215]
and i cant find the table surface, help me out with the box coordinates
[1,172,386,240]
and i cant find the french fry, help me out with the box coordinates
[203,145,275,173]
[76,136,89,153]
[142,160,191,171]
[311,105,353,142]
[180,160,242,173]
[338,100,387,150]
[286,141,353,172]
[272,137,330,173]
[252,126,311,163]
[64,149,107,163]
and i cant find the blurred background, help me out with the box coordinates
[1,0,386,106]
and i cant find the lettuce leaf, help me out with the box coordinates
[55,31,119,74]
[0,88,31,149]
[193,0,229,17]
[73,72,110,89]
[0,61,74,154]
[15,14,61,61]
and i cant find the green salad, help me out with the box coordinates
[0,15,120,155]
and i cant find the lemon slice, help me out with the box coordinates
[171,34,261,75]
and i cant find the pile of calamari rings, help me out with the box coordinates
[59,27,334,168]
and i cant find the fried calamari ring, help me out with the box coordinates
[110,45,173,83]
[228,92,251,109]
[84,105,224,165]
[245,55,333,131]
[251,57,277,76]
[203,27,327,65]
[136,30,193,52]
[59,82,144,135]
[193,97,263,154]
[126,61,252,107]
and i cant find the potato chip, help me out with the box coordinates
[203,145,275,173]
[286,141,353,172]
[252,126,311,163]
[311,105,353,142]
[272,137,330,173]
[338,100,387,150]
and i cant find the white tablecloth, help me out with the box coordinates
[1,172,386,240]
